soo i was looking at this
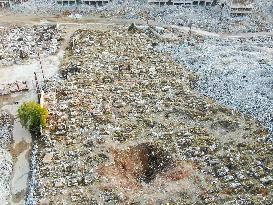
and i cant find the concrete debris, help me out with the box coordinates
[68,13,83,19]
[5,0,273,33]
[0,81,28,96]
[0,24,63,66]
[32,29,272,204]
[157,34,273,133]
[0,112,13,204]
[0,1,272,203]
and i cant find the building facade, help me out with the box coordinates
[148,0,214,6]
[229,0,254,15]
[0,0,10,7]
[56,0,111,6]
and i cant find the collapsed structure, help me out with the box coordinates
[148,0,254,14]
[56,0,111,6]
[0,25,62,66]
[228,0,254,15]
[148,0,214,6]
[0,0,10,7]
[0,0,30,7]
[0,0,255,16]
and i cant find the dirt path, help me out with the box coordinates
[9,120,32,205]
[1,14,273,39]
[0,90,36,205]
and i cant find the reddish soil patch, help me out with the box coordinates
[97,143,201,200]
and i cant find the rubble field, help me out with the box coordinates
[157,33,273,134]
[6,0,273,33]
[0,112,13,204]
[34,28,272,204]
[0,24,63,67]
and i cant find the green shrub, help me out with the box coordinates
[17,101,48,134]
[128,23,137,33]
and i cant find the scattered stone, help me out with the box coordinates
[0,112,13,203]
[34,28,273,204]
[0,24,63,66]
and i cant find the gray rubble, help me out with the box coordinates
[0,24,63,66]
[5,0,273,33]
[0,81,28,96]
[0,112,13,204]
[157,34,273,133]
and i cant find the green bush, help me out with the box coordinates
[128,23,137,33]
[17,101,48,134]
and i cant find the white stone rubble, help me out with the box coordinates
[0,112,13,204]
[5,0,273,33]
[157,35,273,133]
[0,24,62,66]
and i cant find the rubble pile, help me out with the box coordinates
[157,34,273,133]
[0,25,63,66]
[99,0,273,33]
[34,29,272,204]
[0,81,28,96]
[7,0,273,33]
[0,112,13,203]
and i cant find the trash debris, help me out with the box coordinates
[68,13,83,20]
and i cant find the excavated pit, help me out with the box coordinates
[112,143,174,184]
[98,143,176,189]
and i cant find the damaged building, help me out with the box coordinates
[148,0,214,6]
[56,0,110,6]
[229,0,254,15]
[81,0,110,6]
[0,0,10,7]
[0,0,29,7]
[219,0,254,15]
[56,0,77,6]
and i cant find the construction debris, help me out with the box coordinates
[0,24,63,66]
[0,81,28,96]
[0,1,272,204]
[5,0,273,33]
[157,33,273,133]
[32,28,272,204]
[0,112,13,204]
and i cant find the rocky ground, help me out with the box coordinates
[0,112,13,204]
[0,25,63,67]
[0,2,272,203]
[34,28,273,204]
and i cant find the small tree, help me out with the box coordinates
[18,101,48,135]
